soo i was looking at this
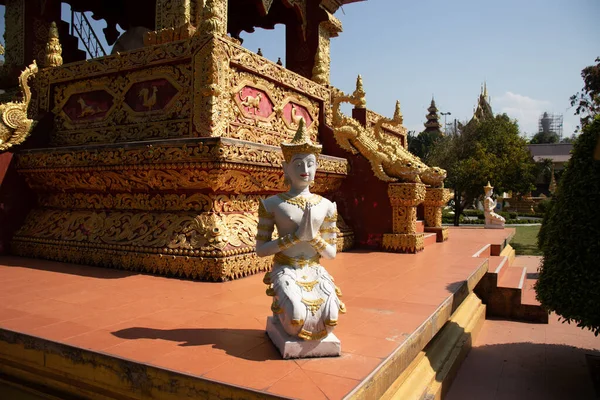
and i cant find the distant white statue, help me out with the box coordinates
[483,181,505,229]
[256,119,345,358]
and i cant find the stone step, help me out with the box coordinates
[423,232,437,247]
[416,220,425,233]
[498,266,526,290]
[512,256,543,307]
[487,255,509,279]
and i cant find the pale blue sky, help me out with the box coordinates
[2,1,598,138]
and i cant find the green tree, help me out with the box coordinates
[530,130,560,144]
[560,134,578,144]
[428,114,536,225]
[570,56,600,130]
[536,57,600,335]
[408,129,444,162]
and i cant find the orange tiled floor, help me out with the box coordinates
[447,259,600,400]
[0,228,512,399]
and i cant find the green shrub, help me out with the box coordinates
[535,199,553,214]
[536,116,600,335]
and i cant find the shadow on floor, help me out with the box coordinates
[445,335,600,400]
[111,327,278,361]
[0,255,142,279]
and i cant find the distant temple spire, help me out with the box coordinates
[423,97,442,133]
[470,82,493,124]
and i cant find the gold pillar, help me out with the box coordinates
[199,0,228,36]
[423,187,452,242]
[382,183,426,253]
[155,0,193,30]
[311,11,342,85]
[4,0,25,67]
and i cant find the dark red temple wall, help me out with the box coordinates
[0,153,35,254]
[319,124,393,249]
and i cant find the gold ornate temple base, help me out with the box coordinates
[424,227,448,243]
[12,137,349,281]
[423,187,453,243]
[382,233,425,254]
[381,183,426,253]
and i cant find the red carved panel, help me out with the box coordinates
[238,87,274,118]
[125,79,179,113]
[63,90,113,123]
[283,102,313,128]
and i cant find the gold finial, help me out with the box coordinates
[484,181,493,190]
[45,21,63,67]
[280,118,322,162]
[353,74,366,108]
[393,100,403,123]
[483,81,488,99]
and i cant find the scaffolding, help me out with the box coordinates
[538,112,563,139]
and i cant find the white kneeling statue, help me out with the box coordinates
[256,119,345,358]
[483,181,505,229]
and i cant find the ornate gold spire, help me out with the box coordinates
[393,100,403,123]
[45,21,63,67]
[353,74,366,108]
[484,181,493,190]
[280,118,322,162]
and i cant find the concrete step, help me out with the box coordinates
[423,232,437,247]
[416,220,425,233]
[498,266,526,290]
[487,255,509,279]
[512,256,543,307]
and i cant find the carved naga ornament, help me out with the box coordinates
[0,61,38,153]
[330,75,447,187]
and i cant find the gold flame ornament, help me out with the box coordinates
[280,118,322,163]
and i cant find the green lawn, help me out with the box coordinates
[510,225,543,256]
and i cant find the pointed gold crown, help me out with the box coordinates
[484,181,493,190]
[281,118,322,163]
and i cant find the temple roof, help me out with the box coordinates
[423,98,442,133]
[469,82,493,125]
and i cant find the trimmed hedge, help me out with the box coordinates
[463,209,519,219]
[460,219,540,225]
[536,116,600,336]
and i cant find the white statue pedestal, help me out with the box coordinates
[266,317,341,359]
[485,222,505,229]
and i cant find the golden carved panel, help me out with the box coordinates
[228,73,320,146]
[16,138,349,175]
[38,193,265,213]
[51,64,192,145]
[20,165,342,194]
[10,241,272,282]
[15,209,259,257]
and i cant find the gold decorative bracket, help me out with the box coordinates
[0,61,39,153]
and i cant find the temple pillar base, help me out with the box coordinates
[485,223,505,229]
[423,187,453,242]
[381,183,426,253]
[425,226,449,242]
[266,317,341,359]
[382,233,425,253]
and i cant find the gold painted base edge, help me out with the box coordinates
[10,241,271,282]
[378,293,486,400]
[0,329,282,400]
